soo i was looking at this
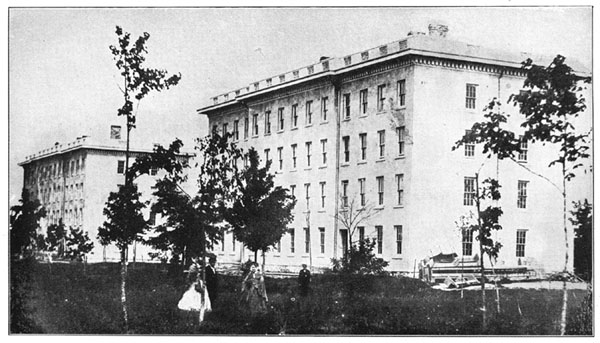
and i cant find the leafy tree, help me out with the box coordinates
[227,148,296,265]
[10,190,46,260]
[46,219,66,257]
[331,238,389,275]
[570,199,592,281]
[65,226,95,264]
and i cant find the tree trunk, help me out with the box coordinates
[559,161,568,335]
[254,250,258,263]
[475,173,486,330]
[120,246,129,333]
[262,250,266,272]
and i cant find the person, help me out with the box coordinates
[240,262,268,313]
[205,256,218,306]
[298,263,311,296]
[178,256,211,323]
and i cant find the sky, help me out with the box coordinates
[7,6,593,205]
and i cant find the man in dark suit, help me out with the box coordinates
[205,256,218,306]
[298,263,311,296]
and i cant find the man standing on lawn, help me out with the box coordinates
[205,256,218,306]
[298,263,311,296]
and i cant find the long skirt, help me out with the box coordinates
[178,284,212,322]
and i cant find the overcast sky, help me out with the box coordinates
[8,6,592,204]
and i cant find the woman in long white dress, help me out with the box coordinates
[178,257,212,323]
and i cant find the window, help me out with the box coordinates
[395,225,403,254]
[516,230,527,257]
[376,226,383,254]
[252,113,259,136]
[465,130,475,157]
[290,184,296,198]
[277,108,284,131]
[222,122,228,136]
[212,124,218,135]
[518,136,528,162]
[289,228,295,253]
[320,182,326,209]
[233,120,239,140]
[359,89,368,114]
[291,104,298,128]
[397,80,406,107]
[305,183,311,209]
[111,125,122,139]
[277,147,283,171]
[359,178,366,206]
[396,174,404,206]
[377,84,386,111]
[517,180,528,209]
[117,160,125,174]
[342,136,350,163]
[150,167,158,176]
[306,141,312,167]
[341,180,349,207]
[462,229,473,256]
[321,139,327,165]
[149,212,156,226]
[264,111,271,134]
[358,226,365,243]
[343,93,351,119]
[321,97,329,121]
[466,84,477,109]
[221,235,225,251]
[305,100,313,125]
[396,126,405,155]
[464,177,476,206]
[319,227,325,254]
[378,130,385,158]
[359,133,367,161]
[233,235,236,251]
[377,176,384,205]
[275,239,280,253]
[244,117,249,139]
[243,155,249,168]
[304,227,310,253]
[291,144,297,169]
[264,149,270,164]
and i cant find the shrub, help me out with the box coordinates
[330,238,389,275]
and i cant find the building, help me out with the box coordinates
[198,23,590,275]
[18,125,182,262]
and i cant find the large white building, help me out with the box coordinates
[198,23,590,275]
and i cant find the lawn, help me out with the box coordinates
[10,259,592,335]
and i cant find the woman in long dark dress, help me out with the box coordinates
[240,262,268,313]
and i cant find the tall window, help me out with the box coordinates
[304,227,310,253]
[277,108,285,131]
[464,130,475,157]
[343,93,351,119]
[358,178,366,207]
[464,177,476,206]
[321,139,327,165]
[319,227,325,254]
[378,130,385,158]
[306,141,312,167]
[518,136,528,161]
[397,79,406,107]
[291,144,297,169]
[264,111,271,134]
[233,235,236,252]
[517,180,528,209]
[149,212,156,226]
[516,230,527,257]
[396,174,404,206]
[359,89,368,114]
[244,117,249,139]
[341,180,349,207]
[150,167,158,176]
[110,125,122,139]
[277,147,283,171]
[291,104,298,128]
[376,176,384,205]
[321,97,329,121]
[396,126,405,155]
[222,122,228,136]
[304,183,311,209]
[342,136,350,163]
[466,84,477,109]
[377,84,386,111]
[306,100,313,125]
[290,184,296,198]
[359,133,367,161]
[212,124,218,135]
[462,228,473,256]
[264,149,270,164]
[358,226,365,242]
[290,228,295,253]
[395,225,403,254]
[117,160,125,174]
[376,226,383,254]
[252,113,259,136]
[320,181,326,209]
[233,120,239,140]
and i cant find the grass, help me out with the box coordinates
[10,260,592,335]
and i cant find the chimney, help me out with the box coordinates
[428,22,449,38]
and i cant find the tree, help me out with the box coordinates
[227,148,296,266]
[509,55,591,335]
[570,199,592,281]
[10,190,46,260]
[46,219,66,257]
[331,238,389,275]
[65,226,95,267]
[335,194,382,254]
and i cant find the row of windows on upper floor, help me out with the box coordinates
[35,182,84,205]
[463,177,530,209]
[26,157,86,184]
[45,207,83,228]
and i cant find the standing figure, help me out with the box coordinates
[205,256,219,306]
[178,256,212,323]
[298,263,311,296]
[240,262,268,313]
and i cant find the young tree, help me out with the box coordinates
[10,190,46,260]
[331,238,389,275]
[46,219,66,258]
[335,194,381,254]
[570,199,592,281]
[227,148,296,266]
[65,226,95,272]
